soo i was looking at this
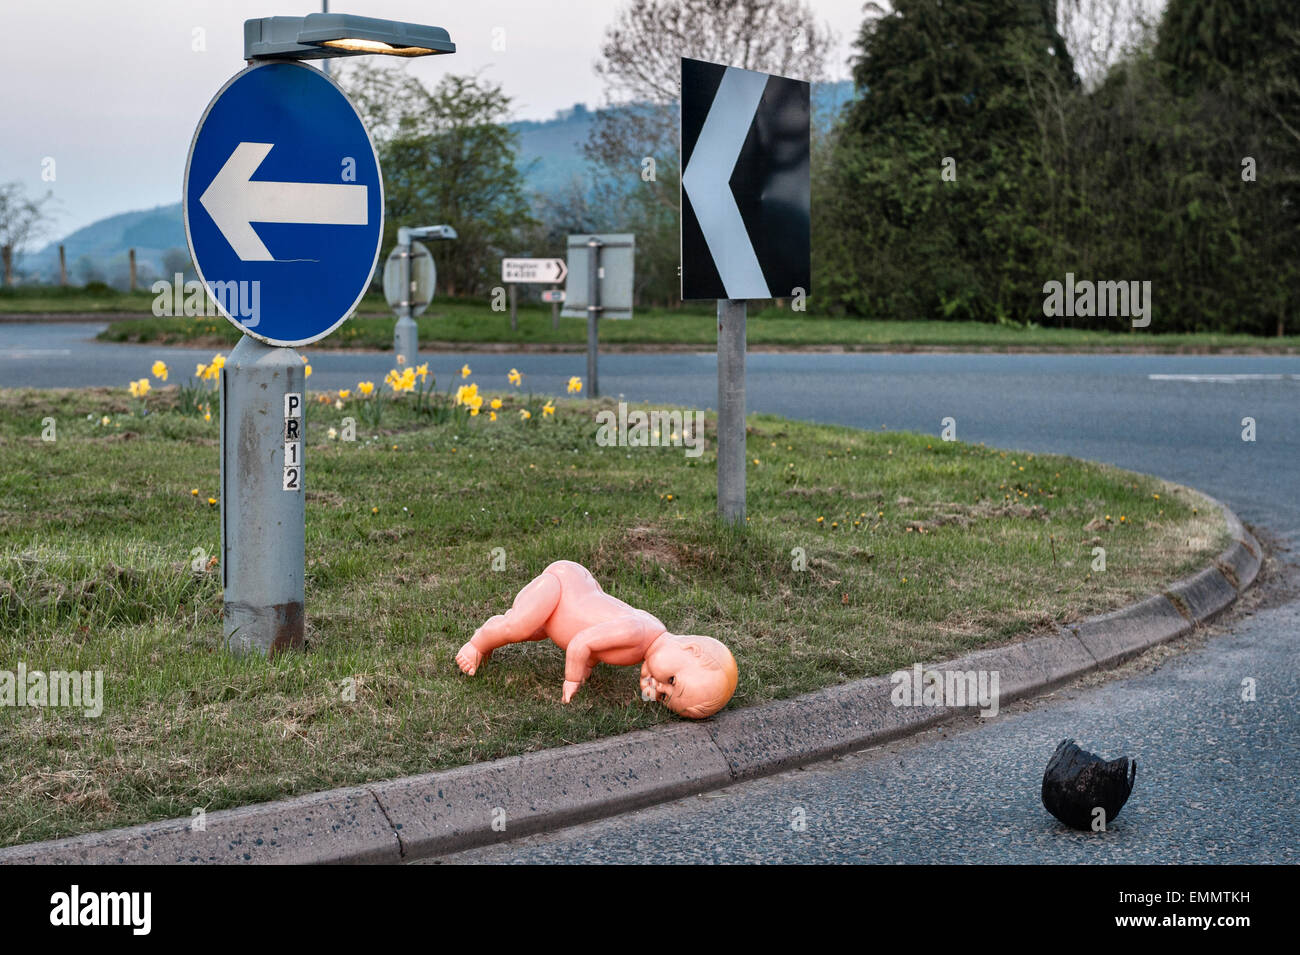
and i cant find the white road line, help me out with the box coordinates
[1148,373,1300,383]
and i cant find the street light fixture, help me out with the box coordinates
[401,225,458,242]
[244,13,455,62]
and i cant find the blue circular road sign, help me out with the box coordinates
[184,62,383,347]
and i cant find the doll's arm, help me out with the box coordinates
[561,617,647,703]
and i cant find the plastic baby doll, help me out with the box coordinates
[455,560,738,719]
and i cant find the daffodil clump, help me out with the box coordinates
[175,353,226,420]
[316,362,582,431]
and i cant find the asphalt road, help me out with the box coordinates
[4,321,1298,863]
[436,575,1299,864]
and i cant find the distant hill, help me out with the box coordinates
[18,81,854,286]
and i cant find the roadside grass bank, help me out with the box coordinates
[0,287,1290,351]
[0,382,1225,846]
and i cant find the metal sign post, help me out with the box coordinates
[542,287,565,329]
[385,224,454,365]
[680,57,810,525]
[716,300,747,523]
[392,232,418,365]
[220,339,306,653]
[185,16,456,655]
[585,239,602,396]
[560,234,635,400]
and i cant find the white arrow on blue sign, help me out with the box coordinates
[184,62,384,347]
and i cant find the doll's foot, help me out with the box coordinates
[456,642,490,675]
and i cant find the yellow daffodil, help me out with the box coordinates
[190,488,199,496]
[415,363,428,381]
[203,411,212,422]
[207,497,217,506]
[358,381,375,397]
[210,354,225,371]
[305,364,312,378]
[461,364,471,378]
[519,408,531,420]
[152,360,168,381]
[490,397,502,410]
[508,368,522,386]
[567,376,582,394]
[542,400,555,417]
[455,382,480,406]
[338,389,350,399]
[489,410,497,421]
[196,362,208,378]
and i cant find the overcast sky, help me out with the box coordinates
[1,0,867,240]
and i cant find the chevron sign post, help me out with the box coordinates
[680,57,810,523]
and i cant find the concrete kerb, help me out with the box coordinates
[0,497,1261,865]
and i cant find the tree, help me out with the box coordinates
[0,182,53,286]
[161,247,194,281]
[1155,0,1295,90]
[818,0,1077,321]
[584,0,835,304]
[1155,0,1300,334]
[339,66,536,298]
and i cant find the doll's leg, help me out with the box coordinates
[456,570,563,676]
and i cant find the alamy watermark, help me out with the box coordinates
[1042,272,1151,328]
[152,273,261,327]
[1,662,103,717]
[595,402,704,458]
[890,664,1000,717]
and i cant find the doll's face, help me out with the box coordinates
[641,636,737,719]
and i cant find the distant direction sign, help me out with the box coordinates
[184,62,384,347]
[541,289,566,303]
[502,258,567,284]
[680,57,809,301]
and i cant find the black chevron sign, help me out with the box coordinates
[680,57,810,302]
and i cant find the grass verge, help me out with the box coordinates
[0,287,1291,352]
[0,381,1226,846]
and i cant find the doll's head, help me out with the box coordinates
[641,634,738,719]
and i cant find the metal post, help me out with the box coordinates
[58,245,67,287]
[551,286,560,330]
[717,299,747,523]
[587,239,601,397]
[509,283,518,332]
[320,0,330,76]
[129,249,137,292]
[221,334,306,656]
[393,227,417,366]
